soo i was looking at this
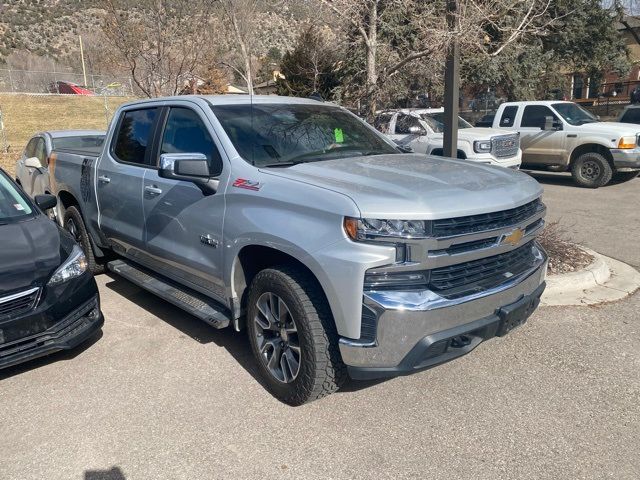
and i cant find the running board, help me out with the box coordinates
[107,259,231,329]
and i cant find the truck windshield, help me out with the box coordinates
[210,103,398,167]
[552,103,598,126]
[0,171,33,223]
[419,112,472,133]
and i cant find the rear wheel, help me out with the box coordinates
[246,266,347,405]
[63,206,104,274]
[571,152,613,188]
[613,170,639,183]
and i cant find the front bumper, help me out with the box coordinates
[0,275,104,370]
[467,150,522,169]
[610,148,640,170]
[340,250,547,380]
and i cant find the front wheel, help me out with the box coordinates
[246,266,347,405]
[571,152,613,188]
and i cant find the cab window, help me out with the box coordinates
[112,108,159,166]
[499,106,518,127]
[160,107,223,175]
[521,105,558,129]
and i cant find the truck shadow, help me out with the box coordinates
[103,273,387,398]
[84,466,126,480]
[522,170,577,186]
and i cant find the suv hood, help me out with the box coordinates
[262,154,542,219]
[0,215,72,293]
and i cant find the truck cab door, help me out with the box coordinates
[96,106,160,256]
[140,105,228,302]
[389,113,430,154]
[517,105,566,166]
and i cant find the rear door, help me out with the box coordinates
[141,104,228,301]
[96,106,160,257]
[517,105,565,165]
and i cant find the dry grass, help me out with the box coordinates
[539,221,593,274]
[0,93,133,175]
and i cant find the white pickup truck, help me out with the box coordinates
[374,108,522,168]
[491,101,640,187]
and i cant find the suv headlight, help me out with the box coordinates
[48,245,88,285]
[344,217,429,241]
[473,140,492,153]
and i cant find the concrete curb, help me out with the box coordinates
[541,247,640,306]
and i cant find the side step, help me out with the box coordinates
[107,259,231,329]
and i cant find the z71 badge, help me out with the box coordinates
[232,178,262,191]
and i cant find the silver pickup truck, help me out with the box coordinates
[52,95,548,404]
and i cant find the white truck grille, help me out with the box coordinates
[492,133,520,158]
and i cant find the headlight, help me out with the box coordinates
[618,136,637,149]
[473,140,492,153]
[48,245,88,285]
[344,217,429,241]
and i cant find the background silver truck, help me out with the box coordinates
[52,95,548,405]
[492,101,640,187]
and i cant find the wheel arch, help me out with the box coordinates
[430,148,467,159]
[569,143,614,168]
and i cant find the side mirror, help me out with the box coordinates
[24,157,43,169]
[408,125,425,135]
[35,194,57,211]
[542,116,562,131]
[159,153,218,195]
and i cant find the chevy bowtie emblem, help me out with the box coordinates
[501,228,524,246]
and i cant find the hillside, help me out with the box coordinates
[0,93,132,174]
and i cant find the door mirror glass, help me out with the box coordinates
[34,194,57,211]
[542,116,562,131]
[24,157,43,169]
[408,125,425,135]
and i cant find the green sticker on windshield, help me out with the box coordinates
[334,128,344,143]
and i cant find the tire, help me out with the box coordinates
[613,170,640,183]
[246,266,347,405]
[570,152,613,188]
[63,206,105,275]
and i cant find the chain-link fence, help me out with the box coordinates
[0,68,135,96]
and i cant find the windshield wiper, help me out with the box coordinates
[260,160,310,168]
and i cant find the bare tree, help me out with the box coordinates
[102,0,214,97]
[318,0,554,117]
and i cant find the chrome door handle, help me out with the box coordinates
[98,175,111,184]
[144,185,162,196]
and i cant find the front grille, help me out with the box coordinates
[492,133,520,158]
[432,198,542,238]
[0,288,40,319]
[429,242,538,299]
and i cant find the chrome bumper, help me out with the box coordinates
[339,247,547,372]
[610,148,640,170]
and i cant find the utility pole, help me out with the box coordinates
[79,35,88,87]
[443,0,460,158]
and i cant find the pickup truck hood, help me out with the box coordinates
[262,154,542,219]
[576,121,640,137]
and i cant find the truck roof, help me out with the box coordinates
[500,100,574,107]
[38,130,105,138]
[120,94,329,109]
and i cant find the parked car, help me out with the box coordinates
[492,101,640,187]
[476,113,496,128]
[374,108,522,168]
[617,104,640,125]
[15,131,105,212]
[0,168,103,370]
[52,95,547,405]
[48,81,94,95]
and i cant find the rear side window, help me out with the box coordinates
[521,105,558,128]
[34,138,47,164]
[620,108,640,124]
[373,113,393,134]
[160,107,223,175]
[113,108,158,165]
[25,138,38,158]
[499,106,518,127]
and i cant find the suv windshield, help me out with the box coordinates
[419,112,472,133]
[0,171,33,223]
[552,102,598,126]
[210,103,398,167]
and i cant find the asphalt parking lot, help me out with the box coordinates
[1,174,639,480]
